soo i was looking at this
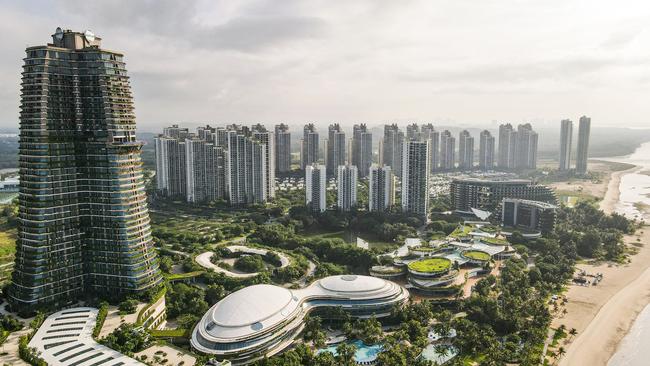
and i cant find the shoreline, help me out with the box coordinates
[600,165,638,214]
[557,161,650,365]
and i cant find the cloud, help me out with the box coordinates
[1,0,650,130]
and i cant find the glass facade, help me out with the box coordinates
[9,30,162,311]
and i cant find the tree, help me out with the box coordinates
[165,283,208,318]
[118,299,139,314]
[335,342,357,366]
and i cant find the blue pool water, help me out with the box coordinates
[318,339,383,362]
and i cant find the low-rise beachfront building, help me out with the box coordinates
[371,225,516,296]
[191,275,409,365]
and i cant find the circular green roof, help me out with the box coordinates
[407,257,452,273]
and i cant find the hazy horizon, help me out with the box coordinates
[1,1,650,130]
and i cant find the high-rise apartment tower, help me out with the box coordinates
[326,124,346,176]
[301,124,319,169]
[402,140,430,217]
[10,29,162,311]
[479,130,495,171]
[369,165,395,212]
[559,119,573,171]
[576,116,591,174]
[352,124,373,178]
[274,124,291,173]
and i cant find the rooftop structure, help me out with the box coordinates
[191,275,409,364]
[29,307,143,366]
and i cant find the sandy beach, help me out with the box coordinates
[556,157,650,365]
[556,228,650,365]
[599,165,639,214]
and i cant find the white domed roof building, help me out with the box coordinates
[191,275,408,365]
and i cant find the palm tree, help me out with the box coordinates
[569,328,577,339]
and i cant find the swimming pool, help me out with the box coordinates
[318,339,384,363]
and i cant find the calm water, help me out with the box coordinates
[606,142,650,366]
[317,339,384,362]
[605,141,650,222]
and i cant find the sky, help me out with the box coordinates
[1,0,650,132]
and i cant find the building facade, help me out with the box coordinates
[305,164,326,212]
[381,124,404,178]
[497,123,517,169]
[576,116,591,174]
[440,130,456,170]
[514,123,538,170]
[502,198,557,234]
[326,123,346,176]
[185,138,226,203]
[274,124,291,173]
[421,124,440,172]
[450,178,556,213]
[226,131,267,205]
[458,130,474,170]
[559,119,573,171]
[301,124,319,169]
[155,135,187,198]
[252,124,275,199]
[337,165,358,211]
[369,165,395,212]
[10,29,162,311]
[402,140,430,217]
[352,124,373,178]
[478,130,495,171]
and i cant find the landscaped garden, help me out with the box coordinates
[462,250,491,262]
[481,237,509,245]
[408,257,452,273]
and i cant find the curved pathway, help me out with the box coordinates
[196,245,291,278]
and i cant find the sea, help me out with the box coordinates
[605,141,650,366]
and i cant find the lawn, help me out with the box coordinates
[408,257,451,273]
[0,231,15,257]
[449,225,473,239]
[463,250,491,261]
[481,237,509,245]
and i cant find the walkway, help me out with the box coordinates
[29,307,143,366]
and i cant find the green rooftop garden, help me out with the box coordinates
[481,237,509,245]
[408,257,451,273]
[412,246,437,252]
[463,250,491,262]
[449,225,473,238]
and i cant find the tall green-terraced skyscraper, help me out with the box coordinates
[10,28,162,311]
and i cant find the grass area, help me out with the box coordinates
[164,270,205,281]
[555,189,600,205]
[301,229,346,240]
[149,328,190,338]
[408,257,451,273]
[412,246,437,252]
[481,237,509,245]
[449,225,473,239]
[463,250,491,261]
[0,231,15,258]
